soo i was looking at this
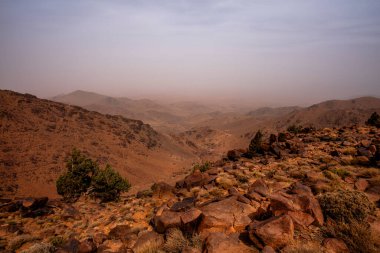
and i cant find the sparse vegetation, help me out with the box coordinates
[8,235,38,252]
[163,228,188,253]
[163,228,201,253]
[56,148,130,202]
[287,124,303,134]
[329,167,350,179]
[192,161,211,172]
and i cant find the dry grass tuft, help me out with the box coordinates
[163,228,188,253]
[8,235,39,252]
[284,241,322,253]
[134,240,164,253]
[20,242,55,253]
[162,228,202,253]
[324,220,377,253]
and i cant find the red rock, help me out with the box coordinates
[154,210,181,233]
[262,245,276,253]
[295,194,324,226]
[286,211,314,228]
[355,178,369,192]
[78,238,97,253]
[198,196,258,235]
[154,208,202,233]
[270,184,324,226]
[323,238,349,253]
[151,182,175,199]
[249,215,294,250]
[205,232,258,253]
[269,192,301,211]
[248,179,269,196]
[184,170,211,189]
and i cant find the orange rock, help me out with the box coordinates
[249,214,294,250]
[323,238,349,253]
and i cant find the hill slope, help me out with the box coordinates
[276,97,380,128]
[0,90,198,198]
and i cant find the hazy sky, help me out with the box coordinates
[1,0,380,106]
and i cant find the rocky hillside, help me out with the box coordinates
[276,97,380,129]
[1,125,379,252]
[0,90,198,198]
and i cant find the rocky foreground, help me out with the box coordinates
[1,125,380,253]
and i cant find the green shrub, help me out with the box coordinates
[329,168,350,179]
[49,236,65,248]
[90,165,131,202]
[56,149,98,200]
[318,190,375,223]
[366,112,380,128]
[192,161,211,173]
[287,124,303,134]
[56,148,130,202]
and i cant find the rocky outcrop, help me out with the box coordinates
[198,196,258,235]
[248,215,294,250]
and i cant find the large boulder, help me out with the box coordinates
[248,179,270,197]
[248,215,294,250]
[170,197,195,212]
[323,238,349,253]
[198,196,258,235]
[183,170,213,189]
[154,208,202,233]
[204,232,258,253]
[269,184,324,226]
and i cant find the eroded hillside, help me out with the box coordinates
[0,90,198,198]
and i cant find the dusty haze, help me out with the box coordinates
[1,0,380,106]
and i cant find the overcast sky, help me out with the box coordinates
[0,0,380,106]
